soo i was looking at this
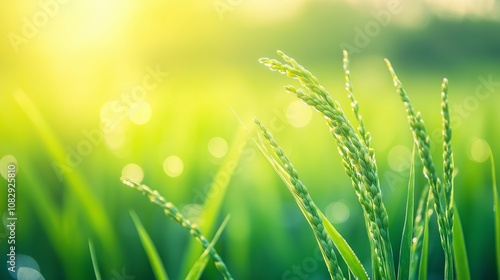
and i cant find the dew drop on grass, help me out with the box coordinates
[163,156,184,177]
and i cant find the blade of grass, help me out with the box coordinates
[409,185,430,280]
[186,215,231,280]
[398,145,416,280]
[130,210,170,280]
[13,90,121,263]
[418,191,433,280]
[452,206,470,280]
[491,154,500,279]
[88,239,102,280]
[181,128,246,277]
[21,164,78,279]
[122,179,233,279]
[319,211,369,280]
[253,120,345,279]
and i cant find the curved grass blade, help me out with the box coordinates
[386,60,453,279]
[122,178,233,280]
[398,145,416,280]
[13,90,120,259]
[261,51,395,279]
[88,239,102,280]
[181,128,246,277]
[409,185,430,280]
[130,211,170,280]
[254,119,344,280]
[186,215,231,280]
[491,154,500,279]
[452,206,470,280]
[418,191,433,280]
[319,211,369,280]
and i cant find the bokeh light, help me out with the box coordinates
[387,145,412,172]
[469,138,491,163]
[129,101,152,125]
[286,100,313,128]
[163,156,184,177]
[121,163,144,183]
[0,155,17,180]
[325,201,350,224]
[208,137,229,158]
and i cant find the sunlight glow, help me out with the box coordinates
[470,138,491,163]
[0,155,17,180]
[208,137,229,158]
[325,201,350,224]
[121,163,144,183]
[388,145,412,172]
[163,156,184,177]
[286,100,313,128]
[129,101,152,125]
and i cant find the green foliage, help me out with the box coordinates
[256,50,473,279]
[398,146,416,280]
[254,119,345,280]
[130,211,170,280]
[492,154,500,279]
[88,240,102,280]
[186,215,230,280]
[121,178,233,280]
[260,50,394,279]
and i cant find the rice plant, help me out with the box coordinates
[120,177,234,280]
[255,50,468,279]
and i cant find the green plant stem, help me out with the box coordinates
[121,178,233,280]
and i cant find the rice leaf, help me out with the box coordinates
[452,206,470,280]
[130,211,170,280]
[418,191,433,280]
[253,119,344,280]
[122,179,233,279]
[186,215,231,280]
[88,239,102,280]
[491,154,500,279]
[319,211,369,280]
[262,51,394,279]
[13,90,121,261]
[398,145,416,280]
[409,185,430,280]
[181,129,246,277]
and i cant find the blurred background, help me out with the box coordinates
[1,0,499,279]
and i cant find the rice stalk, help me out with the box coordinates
[260,51,394,279]
[385,60,454,279]
[121,178,233,280]
[254,119,344,280]
[409,185,432,280]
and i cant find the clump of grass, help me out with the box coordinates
[256,50,466,279]
[121,177,233,280]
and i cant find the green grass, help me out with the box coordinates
[130,210,170,280]
[113,50,498,279]
[121,178,233,280]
